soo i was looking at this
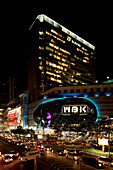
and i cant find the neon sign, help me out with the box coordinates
[62,105,88,115]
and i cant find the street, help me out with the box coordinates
[0,151,113,170]
[0,141,113,170]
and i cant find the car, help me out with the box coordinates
[66,151,80,161]
[54,149,66,156]
[64,148,74,154]
[40,148,45,155]
[82,157,104,168]
[97,157,113,167]
[4,151,19,158]
[74,149,83,155]
[44,145,52,151]
[35,142,41,149]
[18,150,39,162]
[2,155,13,163]
[14,141,21,145]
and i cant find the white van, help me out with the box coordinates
[18,149,39,162]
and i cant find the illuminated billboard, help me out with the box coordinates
[98,138,109,146]
[8,107,21,125]
[34,97,99,130]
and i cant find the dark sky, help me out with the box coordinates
[1,2,113,87]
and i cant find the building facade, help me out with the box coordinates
[27,82,113,135]
[28,14,96,102]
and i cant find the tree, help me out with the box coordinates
[2,126,9,132]
[26,129,35,139]
[11,126,25,138]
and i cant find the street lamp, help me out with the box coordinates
[107,76,109,80]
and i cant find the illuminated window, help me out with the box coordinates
[86,73,91,76]
[64,68,67,71]
[39,31,44,35]
[84,57,89,60]
[83,59,89,63]
[39,66,43,70]
[46,61,63,70]
[40,61,42,65]
[77,48,83,53]
[58,61,68,67]
[46,31,65,43]
[76,72,81,76]
[84,52,89,56]
[39,46,44,50]
[51,29,62,38]
[46,71,61,78]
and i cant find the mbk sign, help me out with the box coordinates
[62,105,88,115]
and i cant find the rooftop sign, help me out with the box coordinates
[33,14,95,50]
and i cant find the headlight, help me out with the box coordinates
[74,156,77,160]
[5,159,9,162]
[99,163,102,166]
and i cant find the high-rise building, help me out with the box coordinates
[28,14,96,102]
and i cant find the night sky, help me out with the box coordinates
[1,2,113,88]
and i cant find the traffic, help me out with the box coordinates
[0,132,113,169]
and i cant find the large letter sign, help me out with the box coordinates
[72,106,78,113]
[62,105,88,114]
[63,106,70,113]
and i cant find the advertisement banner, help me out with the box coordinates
[98,138,108,146]
[8,107,21,125]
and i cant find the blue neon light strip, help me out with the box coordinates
[34,97,99,122]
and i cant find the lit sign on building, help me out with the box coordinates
[98,138,109,146]
[62,105,88,115]
[67,36,81,47]
[8,107,22,125]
